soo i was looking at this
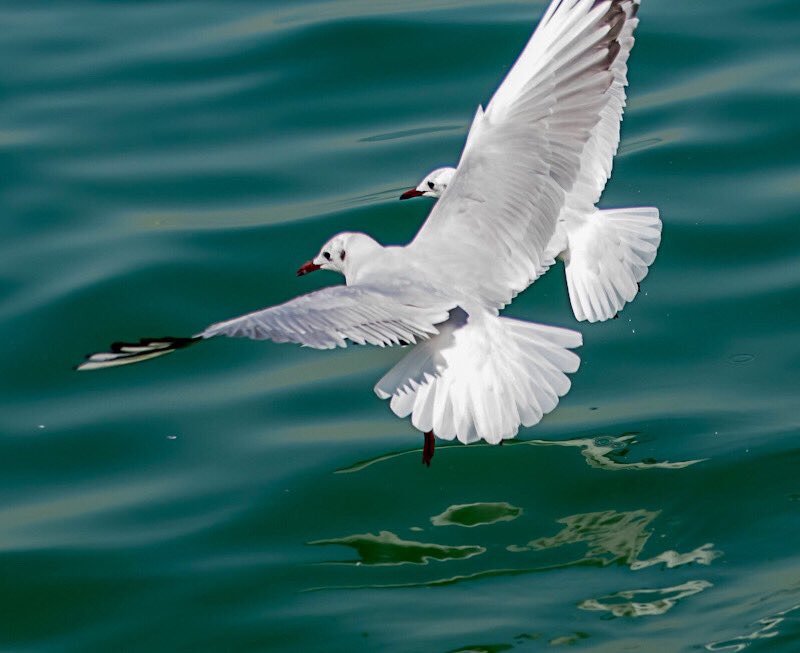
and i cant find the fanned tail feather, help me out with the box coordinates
[76,336,200,371]
[375,311,582,445]
[564,206,661,323]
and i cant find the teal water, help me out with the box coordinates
[2,1,799,650]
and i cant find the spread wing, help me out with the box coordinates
[408,0,634,309]
[566,0,641,214]
[76,284,454,371]
[201,284,452,348]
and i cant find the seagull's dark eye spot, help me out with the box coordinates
[427,181,435,190]
[340,251,346,261]
[323,252,331,261]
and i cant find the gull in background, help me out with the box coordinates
[402,0,661,324]
[78,0,653,466]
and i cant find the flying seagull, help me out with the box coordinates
[78,0,647,465]
[401,0,661,324]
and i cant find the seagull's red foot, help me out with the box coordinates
[422,430,435,467]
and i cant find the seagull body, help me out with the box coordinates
[78,0,655,463]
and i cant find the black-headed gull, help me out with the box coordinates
[79,0,647,465]
[402,0,661,324]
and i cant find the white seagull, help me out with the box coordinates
[401,0,661,324]
[78,0,651,466]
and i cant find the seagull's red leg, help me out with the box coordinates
[422,431,435,467]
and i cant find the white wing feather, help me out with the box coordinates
[201,284,453,350]
[566,0,641,214]
[409,0,631,309]
[77,284,454,371]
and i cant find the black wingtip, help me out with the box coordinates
[109,336,201,352]
[76,335,202,371]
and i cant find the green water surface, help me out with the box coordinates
[1,1,799,651]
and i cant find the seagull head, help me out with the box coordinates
[297,232,377,277]
[400,167,456,200]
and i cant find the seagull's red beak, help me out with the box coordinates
[296,260,322,276]
[400,188,425,200]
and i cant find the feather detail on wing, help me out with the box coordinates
[565,0,641,214]
[201,284,453,350]
[409,0,633,310]
[77,284,455,370]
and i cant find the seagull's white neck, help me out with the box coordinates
[342,233,384,285]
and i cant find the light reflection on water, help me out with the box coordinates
[579,580,713,618]
[307,505,720,596]
[316,434,719,605]
[705,604,800,652]
[309,530,485,566]
[335,431,706,474]
[430,502,523,528]
[527,433,707,471]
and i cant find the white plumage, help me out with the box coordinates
[406,0,662,324]
[78,0,655,460]
[202,283,453,349]
[376,309,581,444]
[563,207,661,322]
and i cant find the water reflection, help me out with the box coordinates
[526,434,706,471]
[631,543,720,570]
[446,645,514,653]
[309,507,719,593]
[358,124,462,143]
[549,632,589,646]
[447,631,590,651]
[309,530,485,565]
[579,580,712,617]
[705,603,800,651]
[728,353,756,365]
[517,509,721,570]
[321,435,715,611]
[335,432,704,474]
[304,565,566,591]
[616,127,693,156]
[431,502,523,528]
[526,509,658,564]
[335,447,429,473]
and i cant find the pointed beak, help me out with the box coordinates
[296,260,322,277]
[400,188,425,200]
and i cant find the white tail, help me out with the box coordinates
[563,207,662,323]
[375,309,581,445]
